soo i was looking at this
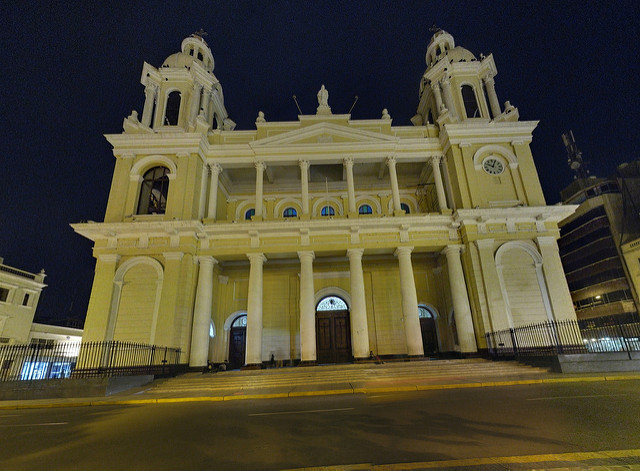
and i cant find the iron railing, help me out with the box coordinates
[0,341,183,382]
[486,320,640,357]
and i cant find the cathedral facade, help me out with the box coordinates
[73,30,577,368]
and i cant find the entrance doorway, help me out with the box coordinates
[418,305,439,355]
[228,315,247,368]
[316,296,351,364]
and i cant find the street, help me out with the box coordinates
[1,380,639,470]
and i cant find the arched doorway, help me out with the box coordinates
[419,305,439,355]
[228,315,247,369]
[316,296,351,364]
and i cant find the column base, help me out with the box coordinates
[300,213,310,221]
[347,211,358,219]
[251,215,263,222]
[298,360,317,367]
[394,209,406,217]
[241,363,264,370]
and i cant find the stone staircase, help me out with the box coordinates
[144,359,550,397]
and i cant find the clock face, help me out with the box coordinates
[482,157,505,175]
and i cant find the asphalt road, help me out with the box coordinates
[1,380,639,470]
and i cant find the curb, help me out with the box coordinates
[1,374,639,410]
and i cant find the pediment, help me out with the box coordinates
[251,122,397,147]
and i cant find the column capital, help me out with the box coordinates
[299,159,309,170]
[254,161,266,171]
[430,154,443,165]
[196,255,218,266]
[386,155,397,166]
[442,244,463,257]
[297,250,315,261]
[209,162,222,176]
[483,73,495,85]
[394,246,414,258]
[430,81,440,92]
[347,248,364,259]
[247,252,267,264]
[440,75,451,86]
[343,156,354,168]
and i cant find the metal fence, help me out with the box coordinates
[486,320,640,357]
[0,341,183,382]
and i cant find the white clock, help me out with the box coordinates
[482,157,505,175]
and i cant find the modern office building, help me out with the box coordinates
[72,30,577,368]
[558,160,640,325]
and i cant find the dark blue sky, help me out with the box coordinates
[1,1,638,324]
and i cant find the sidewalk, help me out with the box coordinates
[1,359,639,410]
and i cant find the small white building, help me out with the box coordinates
[0,257,47,345]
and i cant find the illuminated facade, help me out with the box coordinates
[73,30,577,367]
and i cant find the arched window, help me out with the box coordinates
[283,207,297,218]
[461,85,480,118]
[197,51,203,61]
[317,296,348,311]
[232,315,247,328]
[418,305,435,319]
[137,166,170,215]
[400,203,410,214]
[245,208,255,220]
[164,91,181,125]
[358,204,372,215]
[321,206,335,216]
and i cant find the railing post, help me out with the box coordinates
[509,328,518,357]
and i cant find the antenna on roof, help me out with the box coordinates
[562,130,589,179]
[348,96,359,114]
[292,95,303,115]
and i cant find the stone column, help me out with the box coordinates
[299,160,310,218]
[254,161,265,221]
[430,155,448,212]
[207,163,222,220]
[386,156,403,215]
[344,157,357,216]
[141,84,156,127]
[298,251,316,363]
[189,82,203,124]
[347,249,370,359]
[395,246,424,356]
[189,256,217,367]
[245,253,266,366]
[82,254,120,343]
[483,75,502,118]
[537,236,577,321]
[475,239,510,331]
[431,81,443,118]
[440,76,457,119]
[443,245,478,353]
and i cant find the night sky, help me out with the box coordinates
[1,1,638,325]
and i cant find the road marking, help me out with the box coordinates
[249,407,354,416]
[527,394,628,401]
[0,414,20,417]
[0,422,68,427]
[283,448,640,470]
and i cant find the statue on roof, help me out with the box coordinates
[316,85,331,115]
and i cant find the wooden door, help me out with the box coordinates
[316,310,351,364]
[420,317,438,355]
[229,326,246,368]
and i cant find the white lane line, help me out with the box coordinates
[0,414,20,417]
[0,422,68,427]
[527,394,627,401]
[249,407,354,416]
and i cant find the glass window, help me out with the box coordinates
[418,306,434,319]
[358,204,372,215]
[245,208,255,220]
[321,206,335,216]
[232,315,247,328]
[283,207,297,218]
[401,203,410,214]
[0,287,8,302]
[461,85,480,118]
[164,91,181,125]
[317,296,348,311]
[22,293,30,306]
[137,166,170,215]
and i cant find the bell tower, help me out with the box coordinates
[123,31,235,134]
[413,29,545,210]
